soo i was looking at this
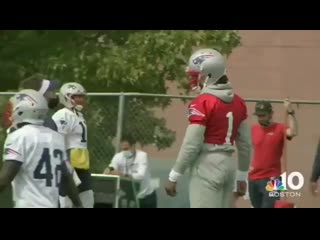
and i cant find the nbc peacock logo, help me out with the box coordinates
[265,179,286,192]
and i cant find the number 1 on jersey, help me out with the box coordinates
[79,122,87,143]
[225,112,233,145]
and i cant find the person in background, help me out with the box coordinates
[310,139,320,195]
[248,99,297,208]
[104,135,157,208]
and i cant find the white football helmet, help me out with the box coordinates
[186,48,226,91]
[10,89,49,127]
[59,82,86,111]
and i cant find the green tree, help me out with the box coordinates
[0,30,241,172]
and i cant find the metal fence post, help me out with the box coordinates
[115,93,126,153]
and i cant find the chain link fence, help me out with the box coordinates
[1,92,320,207]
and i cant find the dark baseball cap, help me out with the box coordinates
[254,101,272,114]
[46,79,60,92]
[38,79,60,95]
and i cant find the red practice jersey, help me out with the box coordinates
[188,93,247,145]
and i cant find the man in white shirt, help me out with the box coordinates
[104,136,157,208]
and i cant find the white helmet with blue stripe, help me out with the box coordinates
[187,48,227,91]
[10,89,48,126]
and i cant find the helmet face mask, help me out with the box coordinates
[185,67,206,92]
[71,94,87,110]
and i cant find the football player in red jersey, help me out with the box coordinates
[165,49,251,208]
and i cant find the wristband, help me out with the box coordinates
[236,170,248,181]
[169,169,182,182]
